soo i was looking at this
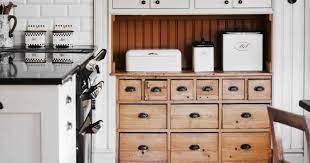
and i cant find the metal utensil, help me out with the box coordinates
[0,5,3,14]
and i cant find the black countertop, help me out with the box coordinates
[0,53,94,85]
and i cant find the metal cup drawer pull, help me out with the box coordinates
[241,112,252,118]
[240,144,251,150]
[138,145,149,154]
[138,112,149,119]
[151,87,161,93]
[0,102,3,110]
[254,86,265,92]
[66,96,72,104]
[66,121,73,130]
[189,112,201,119]
[202,86,213,92]
[125,86,136,92]
[189,144,200,150]
[177,86,187,92]
[228,86,239,92]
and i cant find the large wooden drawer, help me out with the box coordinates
[145,80,168,101]
[171,80,195,101]
[196,80,219,100]
[248,79,272,100]
[171,133,218,163]
[119,80,142,101]
[222,104,269,129]
[223,79,245,100]
[119,105,167,129]
[222,133,270,162]
[119,133,168,162]
[171,104,219,129]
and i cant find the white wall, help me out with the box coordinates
[273,0,306,162]
[0,0,94,45]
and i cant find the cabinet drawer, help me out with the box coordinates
[222,133,270,161]
[223,79,245,100]
[195,0,232,9]
[171,80,194,101]
[222,104,269,129]
[232,0,271,8]
[119,133,167,162]
[171,105,218,129]
[119,105,167,129]
[145,80,168,101]
[119,80,142,101]
[171,133,218,163]
[248,80,272,100]
[113,0,150,8]
[150,0,190,9]
[197,80,219,100]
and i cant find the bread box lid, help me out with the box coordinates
[126,49,182,58]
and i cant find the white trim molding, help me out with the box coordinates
[93,0,116,163]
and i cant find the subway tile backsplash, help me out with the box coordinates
[1,0,94,45]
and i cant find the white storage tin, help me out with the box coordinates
[53,25,75,48]
[192,39,214,72]
[126,49,182,72]
[223,32,263,71]
[25,25,47,48]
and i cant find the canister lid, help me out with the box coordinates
[192,38,214,47]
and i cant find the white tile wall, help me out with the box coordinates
[0,0,94,45]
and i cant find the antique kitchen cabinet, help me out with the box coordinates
[108,0,274,162]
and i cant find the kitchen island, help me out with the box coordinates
[0,50,95,163]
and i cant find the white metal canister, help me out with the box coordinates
[223,32,263,71]
[192,38,214,72]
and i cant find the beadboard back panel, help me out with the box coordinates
[112,15,272,72]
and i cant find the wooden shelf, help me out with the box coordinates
[114,71,273,77]
[117,128,270,133]
[118,100,272,104]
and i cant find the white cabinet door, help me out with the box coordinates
[232,0,271,8]
[150,0,190,8]
[195,0,233,9]
[0,113,41,163]
[113,0,150,8]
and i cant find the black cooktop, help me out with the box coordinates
[0,47,96,85]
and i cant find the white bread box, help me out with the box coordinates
[223,32,263,71]
[126,49,182,72]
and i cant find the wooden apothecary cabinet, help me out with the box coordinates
[112,15,273,162]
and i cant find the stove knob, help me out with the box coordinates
[0,102,3,110]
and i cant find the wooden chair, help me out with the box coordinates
[268,100,310,163]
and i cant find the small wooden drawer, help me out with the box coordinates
[222,104,269,129]
[197,80,219,100]
[222,133,271,162]
[223,79,245,100]
[171,80,194,101]
[248,80,272,100]
[119,105,167,129]
[145,80,168,101]
[119,80,142,101]
[119,133,168,162]
[171,104,219,129]
[171,133,218,163]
